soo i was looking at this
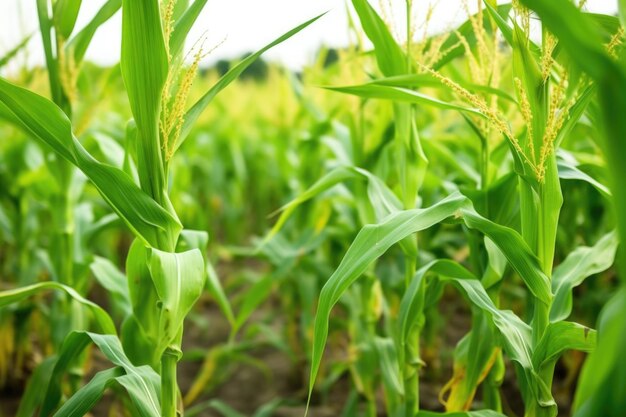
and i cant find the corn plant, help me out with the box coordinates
[262,1,623,417]
[0,0,319,415]
[519,1,626,416]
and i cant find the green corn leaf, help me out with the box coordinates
[90,256,132,317]
[148,248,206,353]
[532,321,596,371]
[404,260,555,409]
[370,74,517,103]
[573,289,626,415]
[178,13,325,151]
[53,0,83,39]
[402,260,533,370]
[121,0,168,201]
[266,166,401,240]
[520,0,613,81]
[308,193,468,404]
[351,0,406,76]
[557,153,611,198]
[550,232,618,322]
[53,367,124,417]
[461,209,552,304]
[169,0,209,60]
[42,332,161,417]
[308,192,553,405]
[36,0,64,105]
[398,260,475,364]
[176,229,235,326]
[325,84,483,114]
[0,282,115,334]
[483,0,540,56]
[67,0,121,64]
[518,2,626,415]
[0,77,182,247]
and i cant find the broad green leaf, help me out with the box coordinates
[482,0,540,56]
[53,0,83,39]
[149,248,206,353]
[461,209,552,304]
[573,288,626,415]
[0,77,181,248]
[550,232,618,322]
[308,192,553,405]
[178,13,325,150]
[308,193,468,404]
[557,154,611,198]
[42,332,161,417]
[325,84,482,115]
[403,261,533,371]
[53,367,124,417]
[351,0,406,76]
[121,0,169,202]
[176,229,234,326]
[0,282,114,334]
[532,321,596,370]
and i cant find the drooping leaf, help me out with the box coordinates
[308,192,553,405]
[0,77,181,247]
[533,321,596,370]
[52,367,124,417]
[42,332,161,417]
[0,282,115,334]
[550,232,618,322]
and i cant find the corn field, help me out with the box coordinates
[0,0,624,416]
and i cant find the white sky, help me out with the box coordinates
[0,0,619,70]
